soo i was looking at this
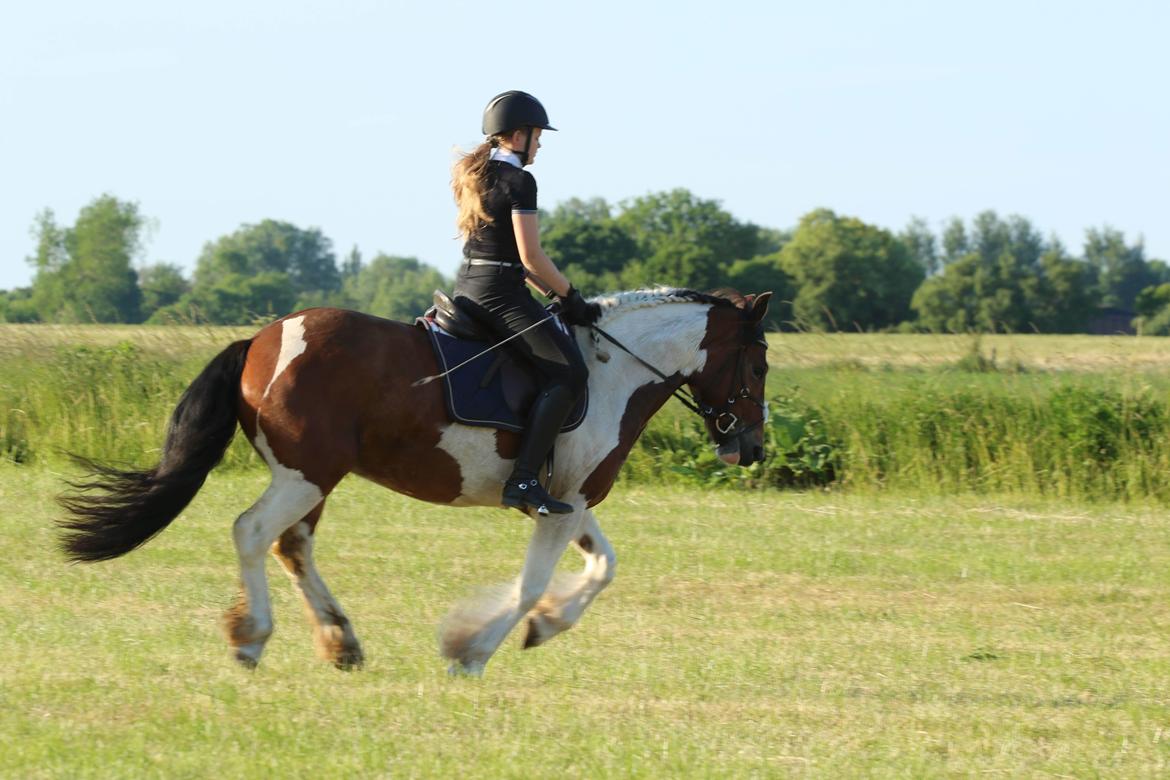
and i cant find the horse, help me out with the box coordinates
[58,288,773,676]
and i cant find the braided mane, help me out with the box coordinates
[590,288,742,326]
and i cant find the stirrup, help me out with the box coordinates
[502,477,573,516]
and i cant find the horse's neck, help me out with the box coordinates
[590,302,712,380]
[579,302,712,440]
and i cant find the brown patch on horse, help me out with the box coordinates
[580,381,680,506]
[237,316,285,441]
[274,527,308,578]
[223,589,266,646]
[578,534,594,553]
[239,309,465,504]
[683,301,770,454]
[494,429,521,460]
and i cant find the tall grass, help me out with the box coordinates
[4,325,1170,500]
[0,325,257,468]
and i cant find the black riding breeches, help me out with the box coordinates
[453,262,588,396]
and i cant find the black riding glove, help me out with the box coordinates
[557,286,602,327]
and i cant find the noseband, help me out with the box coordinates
[590,324,768,445]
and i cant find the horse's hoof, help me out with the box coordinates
[447,660,485,678]
[333,645,365,671]
[234,649,260,670]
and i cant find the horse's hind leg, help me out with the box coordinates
[272,504,364,670]
[522,508,616,649]
[224,474,326,668]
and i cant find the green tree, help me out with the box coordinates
[1132,282,1170,335]
[192,219,340,300]
[726,254,794,329]
[780,209,923,331]
[28,195,144,322]
[343,255,448,321]
[1028,244,1098,332]
[0,287,38,323]
[1084,227,1164,309]
[170,220,340,323]
[341,246,363,280]
[940,217,968,266]
[160,271,296,325]
[900,216,939,276]
[138,263,190,321]
[911,212,1094,332]
[616,189,769,290]
[541,197,637,293]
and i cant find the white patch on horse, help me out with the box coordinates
[263,314,308,400]
[550,298,713,499]
[436,424,511,506]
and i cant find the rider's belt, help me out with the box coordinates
[465,258,521,267]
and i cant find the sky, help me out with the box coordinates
[2,0,1167,291]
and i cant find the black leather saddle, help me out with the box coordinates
[419,290,588,433]
[429,290,495,342]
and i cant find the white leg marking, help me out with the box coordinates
[232,427,324,665]
[524,509,616,647]
[441,511,583,674]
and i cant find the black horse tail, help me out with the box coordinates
[58,339,252,563]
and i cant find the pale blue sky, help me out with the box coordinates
[2,0,1167,291]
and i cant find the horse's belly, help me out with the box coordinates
[436,424,512,507]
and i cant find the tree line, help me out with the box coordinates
[1,191,1165,333]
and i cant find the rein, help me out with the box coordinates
[589,323,767,441]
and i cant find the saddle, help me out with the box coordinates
[418,291,588,433]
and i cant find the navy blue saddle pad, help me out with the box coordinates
[418,317,588,433]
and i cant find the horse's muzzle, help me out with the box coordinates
[716,437,766,467]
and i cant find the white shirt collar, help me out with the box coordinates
[489,146,524,168]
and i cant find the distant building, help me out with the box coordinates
[1088,307,1136,335]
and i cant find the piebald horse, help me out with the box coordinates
[59,288,772,675]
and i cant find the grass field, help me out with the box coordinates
[5,466,1170,777]
[5,325,1170,776]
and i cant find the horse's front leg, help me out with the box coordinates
[522,508,616,649]
[440,509,583,676]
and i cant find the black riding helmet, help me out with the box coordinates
[482,91,557,136]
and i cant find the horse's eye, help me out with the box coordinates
[752,365,766,379]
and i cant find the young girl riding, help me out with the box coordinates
[451,90,601,516]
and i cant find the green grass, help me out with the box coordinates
[5,466,1170,777]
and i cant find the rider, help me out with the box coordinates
[451,90,601,516]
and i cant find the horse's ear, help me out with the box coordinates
[748,291,772,326]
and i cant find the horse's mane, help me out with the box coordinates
[591,287,744,326]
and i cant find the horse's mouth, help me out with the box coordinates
[716,438,766,467]
[716,440,741,466]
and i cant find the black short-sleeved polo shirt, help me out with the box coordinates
[462,159,537,263]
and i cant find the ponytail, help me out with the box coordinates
[452,139,496,238]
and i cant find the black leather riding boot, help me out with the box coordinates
[502,385,577,515]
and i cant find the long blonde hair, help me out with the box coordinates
[452,139,498,238]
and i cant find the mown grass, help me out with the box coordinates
[4,468,1170,777]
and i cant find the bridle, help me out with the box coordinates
[589,323,768,445]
